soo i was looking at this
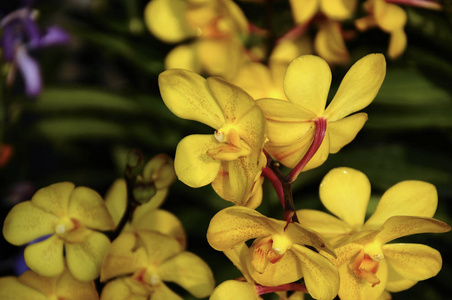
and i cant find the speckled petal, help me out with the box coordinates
[24,235,64,277]
[297,209,352,239]
[31,182,74,216]
[0,276,46,300]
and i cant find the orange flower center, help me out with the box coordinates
[349,250,380,287]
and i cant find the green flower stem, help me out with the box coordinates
[287,118,327,183]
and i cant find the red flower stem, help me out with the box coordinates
[385,0,442,10]
[262,166,285,209]
[256,282,308,295]
[286,118,327,183]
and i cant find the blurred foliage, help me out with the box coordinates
[1,0,452,299]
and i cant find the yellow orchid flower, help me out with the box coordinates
[289,0,357,24]
[207,206,340,300]
[101,230,214,299]
[355,0,407,59]
[256,54,386,179]
[145,0,250,79]
[297,167,451,300]
[2,182,115,281]
[158,69,267,207]
[314,20,350,65]
[0,268,99,300]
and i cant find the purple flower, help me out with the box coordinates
[1,6,70,97]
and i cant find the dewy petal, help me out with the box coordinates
[104,179,127,227]
[144,0,196,42]
[373,216,450,245]
[323,53,386,121]
[291,244,340,300]
[207,206,280,251]
[101,232,148,282]
[284,55,331,116]
[210,280,259,300]
[383,243,442,282]
[24,234,65,277]
[0,276,47,300]
[319,167,371,229]
[206,76,255,123]
[159,252,215,298]
[374,0,407,32]
[314,20,350,65]
[165,43,201,73]
[65,230,111,281]
[174,134,221,187]
[297,209,352,239]
[68,186,115,231]
[130,209,187,249]
[364,181,438,229]
[158,69,225,129]
[388,29,407,59]
[31,182,74,216]
[328,113,367,154]
[3,201,57,245]
[16,46,42,97]
[320,0,357,20]
[289,0,318,24]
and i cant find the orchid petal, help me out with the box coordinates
[132,189,168,219]
[264,126,314,169]
[233,105,266,150]
[374,216,451,245]
[223,243,253,282]
[130,209,186,249]
[337,258,387,300]
[374,0,407,32]
[101,232,148,282]
[328,113,367,153]
[385,261,417,292]
[174,134,221,187]
[144,0,196,42]
[285,221,336,256]
[270,35,313,65]
[388,29,407,59]
[31,182,74,216]
[314,20,349,65]
[319,167,371,228]
[137,231,183,265]
[16,46,42,97]
[3,201,57,245]
[165,43,201,73]
[321,0,357,20]
[53,270,99,299]
[284,55,331,116]
[291,244,340,300]
[35,26,70,48]
[1,23,15,61]
[151,283,183,300]
[142,153,176,189]
[207,206,280,251]
[65,230,111,281]
[289,0,318,24]
[324,53,386,121]
[256,98,317,121]
[297,209,352,239]
[159,252,215,298]
[68,186,115,231]
[303,129,330,171]
[263,118,314,147]
[16,270,57,297]
[0,276,46,300]
[159,69,225,129]
[383,243,442,282]
[210,280,259,300]
[24,235,64,277]
[104,179,127,227]
[364,181,438,230]
[100,278,149,300]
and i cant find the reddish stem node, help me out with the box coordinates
[256,282,308,295]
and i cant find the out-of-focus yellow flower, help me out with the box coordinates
[2,182,114,281]
[256,54,386,172]
[145,0,250,79]
[355,0,407,59]
[207,206,339,300]
[0,269,99,300]
[158,69,267,207]
[289,0,357,24]
[101,230,214,299]
[297,167,451,300]
[232,35,312,101]
[314,20,350,65]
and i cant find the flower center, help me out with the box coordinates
[349,250,381,287]
[54,217,75,237]
[207,127,251,161]
[250,236,289,274]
